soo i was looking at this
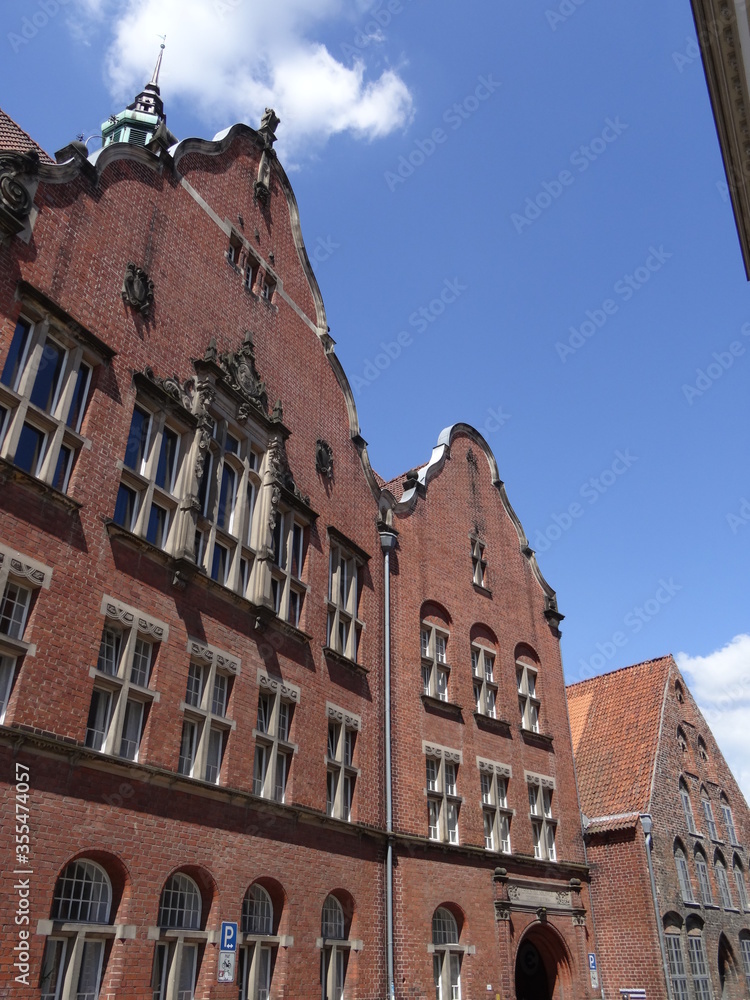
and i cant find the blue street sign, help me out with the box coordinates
[221,921,238,952]
[588,954,597,971]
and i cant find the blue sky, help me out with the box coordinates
[2,0,749,796]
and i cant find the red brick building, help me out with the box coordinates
[0,66,599,1000]
[568,657,750,1000]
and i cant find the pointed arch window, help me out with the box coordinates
[665,930,689,1000]
[733,856,749,911]
[720,794,739,845]
[714,856,733,909]
[694,849,712,905]
[740,933,750,991]
[700,791,718,840]
[675,844,695,903]
[680,779,697,834]
[40,859,113,1000]
[686,927,712,1000]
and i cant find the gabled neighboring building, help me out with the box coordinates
[568,656,750,1000]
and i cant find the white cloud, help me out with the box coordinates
[73,0,413,152]
[676,634,750,802]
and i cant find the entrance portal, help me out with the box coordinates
[515,940,550,1000]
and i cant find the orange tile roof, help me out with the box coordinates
[0,107,54,163]
[567,656,674,820]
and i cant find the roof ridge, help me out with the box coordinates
[566,653,674,691]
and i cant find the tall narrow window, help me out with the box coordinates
[701,792,718,840]
[720,794,739,845]
[321,895,350,1000]
[253,676,298,803]
[327,539,365,663]
[270,512,307,626]
[421,622,450,702]
[470,537,487,587]
[239,884,276,1000]
[740,935,750,991]
[680,779,697,834]
[326,708,360,821]
[528,776,556,861]
[152,873,203,1000]
[517,659,540,733]
[479,763,511,853]
[694,850,712,905]
[177,644,236,784]
[472,644,497,718]
[40,859,112,1000]
[675,845,695,903]
[714,857,733,909]
[425,750,461,844]
[0,313,98,494]
[687,933,712,1000]
[432,907,461,1000]
[665,933,689,1000]
[734,857,749,911]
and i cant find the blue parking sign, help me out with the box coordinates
[221,921,238,952]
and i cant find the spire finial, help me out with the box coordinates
[149,35,166,89]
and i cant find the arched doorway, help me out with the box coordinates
[515,940,550,1000]
[514,924,573,1000]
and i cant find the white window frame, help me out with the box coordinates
[252,671,299,803]
[326,704,361,821]
[517,659,540,734]
[740,935,750,992]
[680,779,697,834]
[151,873,206,1000]
[478,759,512,853]
[177,639,240,784]
[318,895,352,1000]
[424,743,462,844]
[701,792,718,840]
[734,857,749,911]
[0,311,98,495]
[675,845,695,903]
[327,540,365,664]
[665,932,689,1000]
[195,416,264,600]
[270,509,307,627]
[431,908,463,1000]
[39,859,115,1000]
[714,857,733,909]
[687,933,713,1000]
[421,622,450,702]
[472,644,498,718]
[85,597,167,761]
[0,544,52,722]
[694,850,713,905]
[720,796,739,845]
[526,772,556,861]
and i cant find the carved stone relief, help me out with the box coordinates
[122,262,154,315]
[0,151,38,240]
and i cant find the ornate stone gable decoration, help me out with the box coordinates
[122,262,154,316]
[0,150,38,241]
[211,331,268,419]
[254,107,280,204]
[315,439,333,478]
[138,366,194,411]
[268,435,310,507]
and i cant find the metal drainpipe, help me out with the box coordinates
[640,814,673,1000]
[380,528,398,1000]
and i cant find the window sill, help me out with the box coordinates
[323,646,369,675]
[421,694,463,718]
[0,634,36,658]
[683,900,702,908]
[472,582,492,597]
[255,606,312,646]
[0,456,83,512]
[520,727,554,750]
[474,713,512,738]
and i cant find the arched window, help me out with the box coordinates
[740,932,750,992]
[321,895,350,1000]
[240,884,277,1000]
[664,915,688,1000]
[152,873,204,1000]
[733,856,749,911]
[322,895,345,939]
[714,855,733,909]
[720,794,739,845]
[686,923,711,1000]
[679,779,697,834]
[420,605,451,703]
[158,873,202,929]
[516,648,541,734]
[40,859,113,1000]
[432,907,461,1000]
[700,789,717,840]
[52,859,111,923]
[677,727,688,753]
[697,736,708,763]
[675,681,684,703]
[471,627,498,719]
[242,884,273,935]
[694,849,712,906]
[675,844,695,903]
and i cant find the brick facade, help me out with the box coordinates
[0,96,600,1000]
